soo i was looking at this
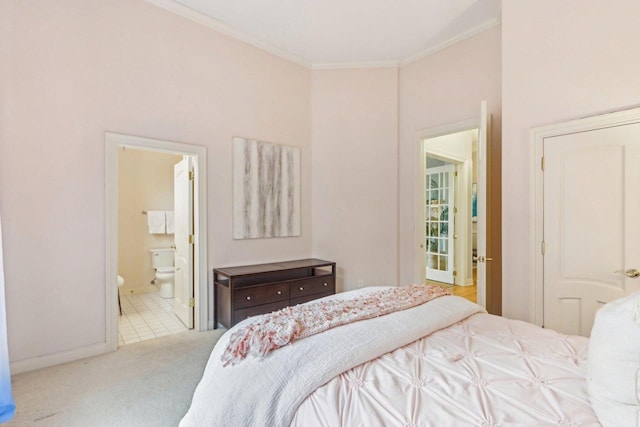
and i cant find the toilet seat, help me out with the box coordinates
[156,267,175,274]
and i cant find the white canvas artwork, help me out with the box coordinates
[232,137,301,239]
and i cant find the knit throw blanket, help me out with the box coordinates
[221,284,450,366]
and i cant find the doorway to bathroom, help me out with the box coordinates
[105,133,208,351]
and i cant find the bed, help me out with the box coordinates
[180,285,632,427]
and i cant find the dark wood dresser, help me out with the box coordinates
[214,258,336,329]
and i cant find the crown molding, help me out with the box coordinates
[144,0,311,68]
[145,0,499,71]
[312,60,399,70]
[400,18,500,67]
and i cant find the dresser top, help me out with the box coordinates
[214,258,334,277]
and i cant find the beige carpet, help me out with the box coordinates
[7,329,225,426]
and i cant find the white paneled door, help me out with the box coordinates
[543,122,640,336]
[174,157,194,329]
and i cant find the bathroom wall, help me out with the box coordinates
[118,149,182,292]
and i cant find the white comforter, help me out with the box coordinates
[180,288,482,427]
[181,288,600,426]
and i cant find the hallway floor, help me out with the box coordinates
[427,268,477,304]
[118,291,188,346]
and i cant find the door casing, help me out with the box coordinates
[530,106,640,326]
[105,132,208,352]
[415,117,487,308]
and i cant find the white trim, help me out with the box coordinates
[105,133,209,354]
[400,19,500,67]
[10,342,107,375]
[143,0,310,68]
[530,106,640,326]
[530,127,544,326]
[312,61,399,70]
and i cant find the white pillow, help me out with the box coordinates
[588,291,640,427]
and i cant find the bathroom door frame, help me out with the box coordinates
[105,132,208,352]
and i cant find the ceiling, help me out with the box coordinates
[150,0,501,68]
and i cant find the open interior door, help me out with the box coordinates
[174,157,194,329]
[475,101,489,309]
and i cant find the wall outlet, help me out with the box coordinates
[358,279,364,288]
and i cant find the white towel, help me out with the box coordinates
[165,211,175,234]
[147,211,166,234]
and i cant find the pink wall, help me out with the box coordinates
[398,27,502,286]
[502,0,640,320]
[311,68,399,290]
[0,0,311,363]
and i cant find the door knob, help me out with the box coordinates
[615,268,640,278]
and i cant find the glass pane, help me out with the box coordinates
[440,206,449,221]
[429,239,438,252]
[430,190,439,203]
[431,174,439,188]
[430,223,439,237]
[442,189,448,203]
[439,239,448,254]
[440,221,448,237]
[429,206,440,220]
[427,255,437,269]
[440,257,448,271]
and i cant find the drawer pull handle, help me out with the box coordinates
[323,282,328,287]
[246,296,251,301]
[277,290,282,295]
[299,287,304,291]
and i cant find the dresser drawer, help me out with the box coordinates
[234,283,290,309]
[234,300,290,323]
[289,276,334,299]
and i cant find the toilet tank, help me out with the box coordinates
[150,248,174,269]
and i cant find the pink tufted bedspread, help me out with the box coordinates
[292,311,600,427]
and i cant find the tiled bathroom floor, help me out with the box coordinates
[118,291,188,346]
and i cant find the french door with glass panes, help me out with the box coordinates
[425,164,455,283]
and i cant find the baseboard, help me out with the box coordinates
[10,342,109,375]
[119,285,157,295]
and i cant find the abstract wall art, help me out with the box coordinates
[232,137,301,239]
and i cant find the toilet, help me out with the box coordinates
[150,248,175,298]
